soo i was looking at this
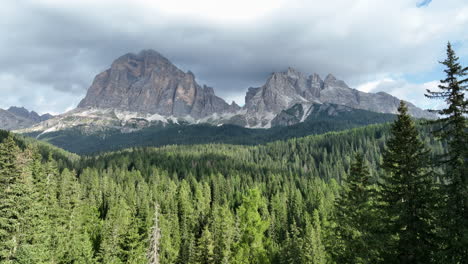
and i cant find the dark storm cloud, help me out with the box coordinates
[0,0,467,113]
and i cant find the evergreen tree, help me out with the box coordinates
[280,221,302,264]
[122,212,147,264]
[379,101,438,263]
[0,135,23,262]
[303,210,327,264]
[177,181,196,264]
[195,225,215,264]
[99,198,132,263]
[425,42,468,262]
[159,211,181,264]
[15,147,53,263]
[233,188,270,264]
[333,153,379,263]
[211,204,235,264]
[0,110,453,264]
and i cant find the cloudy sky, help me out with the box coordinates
[1,0,467,114]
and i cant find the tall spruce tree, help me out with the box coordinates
[0,135,22,262]
[425,42,468,262]
[280,221,302,264]
[211,204,235,264]
[333,153,379,264]
[379,101,438,263]
[15,147,51,263]
[303,210,327,264]
[233,188,270,264]
[195,225,215,264]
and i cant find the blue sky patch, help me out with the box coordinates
[417,0,432,7]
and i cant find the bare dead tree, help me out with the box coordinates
[148,203,161,264]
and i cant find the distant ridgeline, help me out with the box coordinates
[26,105,397,154]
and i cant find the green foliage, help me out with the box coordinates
[379,102,439,263]
[0,135,23,262]
[426,42,468,263]
[0,97,460,264]
[233,188,270,264]
[333,153,380,263]
[195,226,215,264]
[304,210,328,264]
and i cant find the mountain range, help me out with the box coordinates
[0,106,52,130]
[11,49,433,137]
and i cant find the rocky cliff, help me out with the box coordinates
[19,49,435,134]
[242,68,434,127]
[78,50,236,118]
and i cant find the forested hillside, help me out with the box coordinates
[0,118,449,263]
[0,43,466,264]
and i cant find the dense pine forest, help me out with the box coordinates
[0,44,466,264]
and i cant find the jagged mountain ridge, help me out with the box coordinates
[18,49,434,134]
[0,107,53,130]
[241,68,433,127]
[78,50,240,118]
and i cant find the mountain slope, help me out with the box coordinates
[27,104,396,154]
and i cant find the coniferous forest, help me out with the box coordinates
[0,44,467,264]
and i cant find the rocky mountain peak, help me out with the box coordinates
[110,49,178,80]
[8,106,34,118]
[324,73,336,82]
[323,73,348,89]
[116,49,170,65]
[203,85,215,95]
[0,106,53,131]
[78,49,235,119]
[21,51,435,133]
[285,67,303,78]
[7,106,52,122]
[240,68,435,127]
[245,87,261,105]
[310,73,323,83]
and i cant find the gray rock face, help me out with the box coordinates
[243,68,325,127]
[271,104,305,127]
[319,76,433,118]
[27,51,434,133]
[0,107,53,130]
[245,87,261,105]
[191,85,240,118]
[306,103,355,118]
[244,68,434,127]
[271,103,358,127]
[7,106,52,122]
[78,50,234,118]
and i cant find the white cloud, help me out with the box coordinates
[145,0,287,23]
[356,78,446,110]
[0,73,83,115]
[0,0,467,113]
[222,93,247,107]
